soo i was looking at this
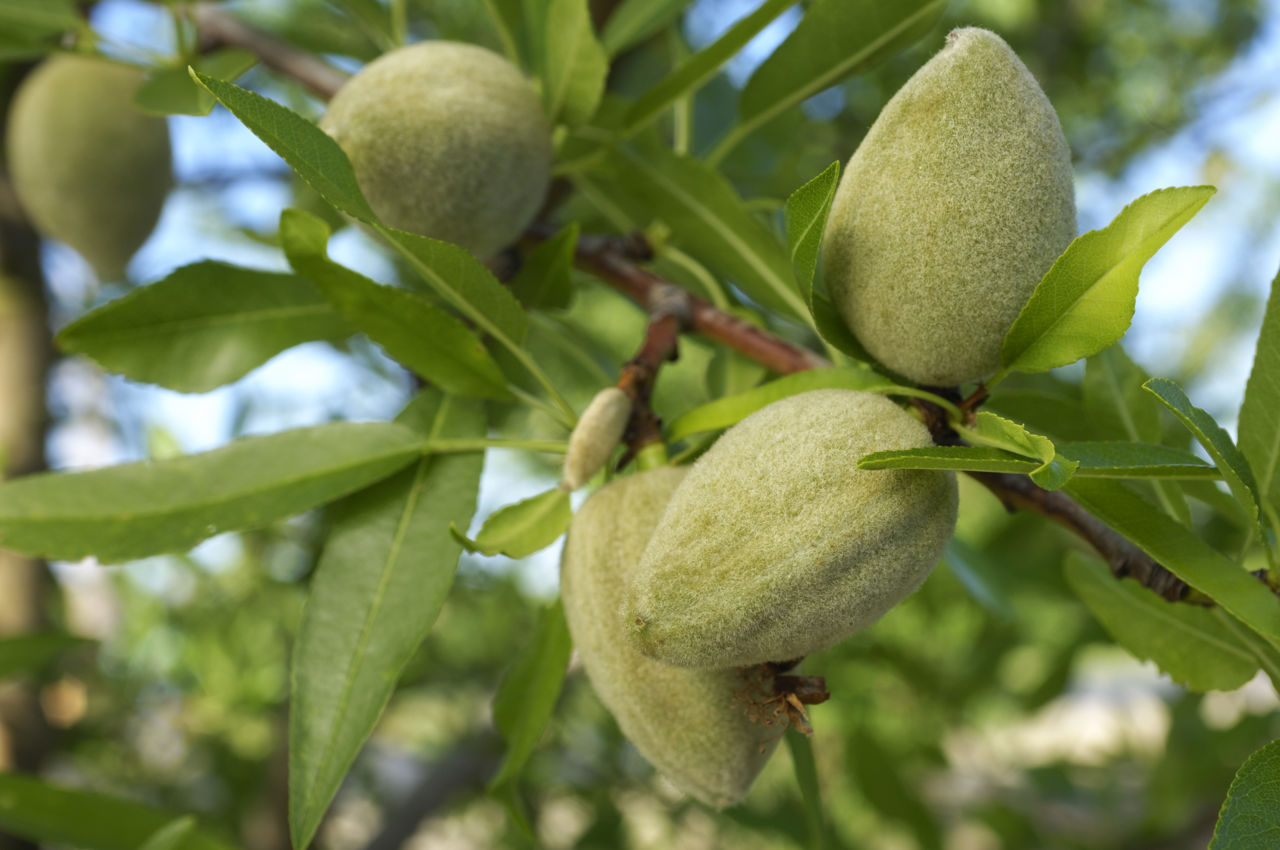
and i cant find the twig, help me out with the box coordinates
[547,226,1203,603]
[175,16,1231,606]
[192,3,348,100]
[616,307,684,462]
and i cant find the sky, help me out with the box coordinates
[39,0,1280,598]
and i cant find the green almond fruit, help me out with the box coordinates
[321,41,552,258]
[626,390,957,668]
[822,28,1076,387]
[561,466,779,808]
[6,55,172,279]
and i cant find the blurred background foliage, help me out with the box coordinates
[2,0,1280,848]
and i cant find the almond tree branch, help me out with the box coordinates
[183,13,1216,605]
[192,3,348,100]
[551,226,1200,602]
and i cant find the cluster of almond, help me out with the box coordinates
[561,28,1076,807]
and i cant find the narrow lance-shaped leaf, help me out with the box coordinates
[1084,346,1190,523]
[0,422,425,561]
[668,367,884,442]
[490,599,572,789]
[289,390,485,850]
[279,208,512,400]
[608,144,809,321]
[56,260,352,393]
[999,186,1215,378]
[1145,377,1271,560]
[0,773,235,850]
[1064,551,1258,692]
[1064,478,1280,651]
[542,0,608,126]
[452,488,572,559]
[190,70,374,223]
[713,0,946,164]
[1239,267,1280,526]
[784,161,839,307]
[860,442,1219,479]
[621,0,795,136]
[1211,739,1280,849]
[601,0,693,56]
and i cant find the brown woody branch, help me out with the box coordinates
[192,3,348,100]
[551,227,1195,601]
[189,12,1198,602]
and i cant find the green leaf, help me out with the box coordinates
[138,817,197,850]
[1145,378,1269,553]
[0,633,93,680]
[945,540,1016,622]
[0,422,424,561]
[667,367,884,442]
[489,599,572,788]
[859,445,1038,475]
[959,412,1078,490]
[786,730,825,850]
[1064,551,1258,691]
[1083,346,1190,523]
[715,0,946,164]
[0,773,234,850]
[56,260,351,393]
[135,50,257,116]
[1055,441,1218,478]
[601,0,692,56]
[0,0,78,39]
[1240,268,1280,523]
[784,161,839,307]
[608,145,808,321]
[377,226,529,347]
[511,222,577,310]
[542,0,608,126]
[289,391,484,850]
[621,0,794,135]
[279,209,512,400]
[1211,739,1280,849]
[1064,478,1280,651]
[190,70,376,223]
[479,0,525,64]
[999,186,1215,377]
[452,488,571,559]
[860,442,1217,479]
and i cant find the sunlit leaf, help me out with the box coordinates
[289,391,484,850]
[191,70,375,222]
[280,208,512,399]
[0,423,424,561]
[1211,738,1280,849]
[622,0,793,135]
[57,260,351,393]
[601,0,692,56]
[452,488,571,559]
[718,0,945,162]
[1240,267,1280,523]
[1000,186,1215,377]
[959,412,1078,490]
[784,161,839,307]
[542,0,608,126]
